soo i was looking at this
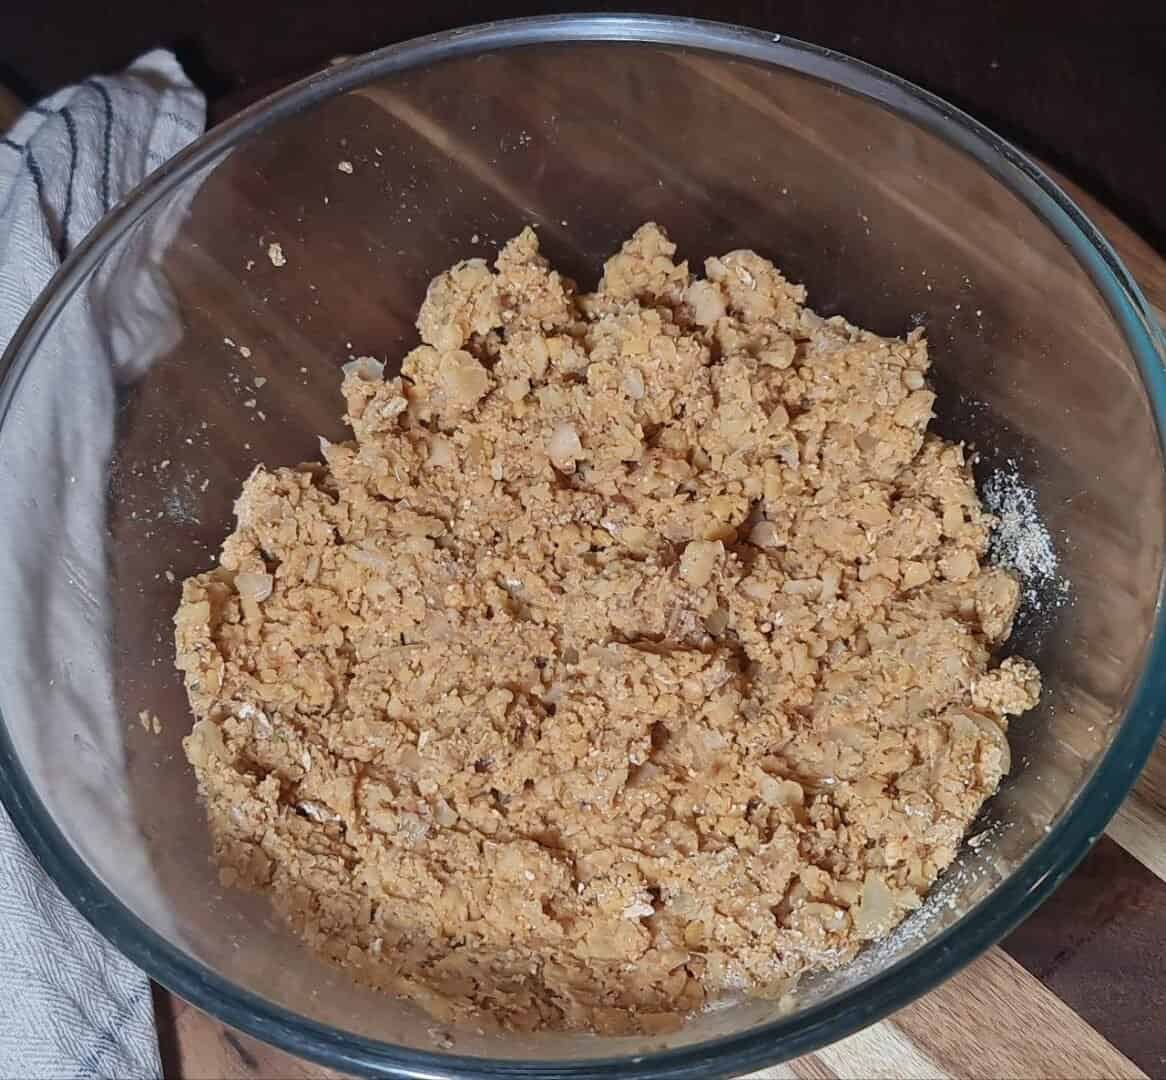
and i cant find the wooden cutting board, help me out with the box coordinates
[150,152,1166,1080]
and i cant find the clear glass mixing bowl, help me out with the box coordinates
[1,15,1164,1079]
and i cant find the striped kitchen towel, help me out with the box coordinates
[0,50,204,1079]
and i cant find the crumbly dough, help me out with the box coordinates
[176,224,1041,1035]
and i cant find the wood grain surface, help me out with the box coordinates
[160,946,1147,1080]
[146,104,1166,1080]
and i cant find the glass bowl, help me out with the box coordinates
[1,15,1164,1079]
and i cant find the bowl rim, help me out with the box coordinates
[1,13,1165,1079]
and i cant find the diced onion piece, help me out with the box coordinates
[623,368,645,400]
[548,422,583,467]
[342,356,384,381]
[235,572,273,603]
[852,872,897,938]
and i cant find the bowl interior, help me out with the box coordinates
[1,26,1164,1072]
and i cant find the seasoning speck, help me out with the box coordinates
[982,460,1069,610]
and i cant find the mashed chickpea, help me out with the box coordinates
[176,224,1040,1034]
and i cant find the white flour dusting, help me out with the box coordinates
[981,460,1068,611]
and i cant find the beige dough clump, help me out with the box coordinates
[175,223,1041,1035]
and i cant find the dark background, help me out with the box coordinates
[2,1,1166,254]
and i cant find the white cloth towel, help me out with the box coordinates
[0,51,205,1079]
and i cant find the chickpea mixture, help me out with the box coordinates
[176,224,1041,1034]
